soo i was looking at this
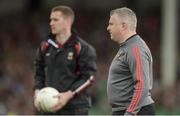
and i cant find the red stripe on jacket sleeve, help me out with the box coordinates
[127,46,144,113]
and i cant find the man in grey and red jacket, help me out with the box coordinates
[107,7,155,115]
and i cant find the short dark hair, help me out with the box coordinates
[51,5,75,24]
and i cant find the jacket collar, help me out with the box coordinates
[119,34,138,46]
[47,30,78,48]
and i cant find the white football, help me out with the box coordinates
[35,87,59,112]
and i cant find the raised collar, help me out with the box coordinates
[48,31,78,48]
[119,34,138,46]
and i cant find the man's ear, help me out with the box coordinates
[121,22,128,30]
[66,18,73,25]
[122,22,127,28]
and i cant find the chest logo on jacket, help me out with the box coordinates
[67,52,74,60]
[46,53,51,57]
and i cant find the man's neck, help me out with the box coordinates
[121,31,136,43]
[56,31,71,45]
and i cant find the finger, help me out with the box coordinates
[52,95,61,99]
[52,94,61,99]
[37,101,41,111]
[51,105,59,112]
[51,103,63,112]
[51,102,60,111]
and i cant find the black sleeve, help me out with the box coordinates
[70,44,97,92]
[34,47,45,90]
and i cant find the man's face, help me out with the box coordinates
[107,14,124,43]
[50,11,67,35]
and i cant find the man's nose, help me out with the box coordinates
[50,21,53,26]
[107,26,109,31]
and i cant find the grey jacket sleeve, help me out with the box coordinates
[126,45,151,114]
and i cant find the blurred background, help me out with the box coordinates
[0,0,180,115]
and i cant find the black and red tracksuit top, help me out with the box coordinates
[34,32,97,109]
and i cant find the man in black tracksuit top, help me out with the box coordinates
[34,5,97,115]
